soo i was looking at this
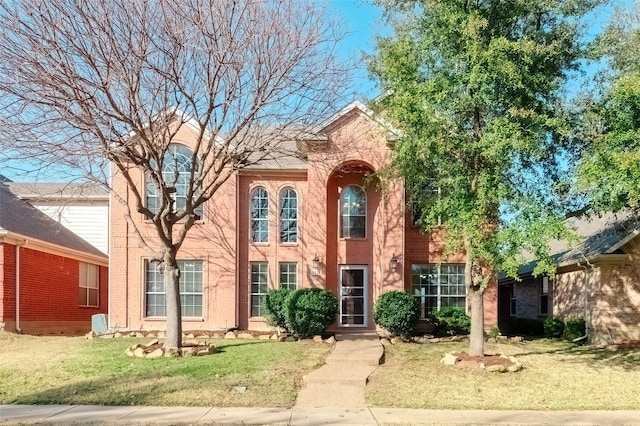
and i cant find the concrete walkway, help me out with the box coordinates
[2,335,640,424]
[294,332,384,408]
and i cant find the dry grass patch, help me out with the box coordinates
[0,331,332,407]
[366,339,640,410]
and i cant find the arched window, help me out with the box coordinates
[340,185,366,238]
[251,187,269,242]
[279,188,297,243]
[146,144,201,216]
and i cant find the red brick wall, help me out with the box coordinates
[1,245,108,334]
[0,243,17,326]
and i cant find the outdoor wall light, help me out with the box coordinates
[312,253,321,275]
[390,253,400,271]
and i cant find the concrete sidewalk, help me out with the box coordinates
[2,404,640,425]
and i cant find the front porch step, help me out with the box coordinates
[335,332,380,341]
[325,339,384,366]
[303,363,378,387]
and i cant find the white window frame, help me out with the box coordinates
[279,188,298,243]
[340,185,366,238]
[279,262,298,290]
[411,263,466,319]
[250,262,269,317]
[250,187,269,243]
[79,262,99,307]
[144,260,204,318]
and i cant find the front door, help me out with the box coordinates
[339,266,367,327]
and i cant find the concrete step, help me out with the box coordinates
[335,332,380,341]
[303,363,377,387]
[325,340,384,366]
[295,383,366,408]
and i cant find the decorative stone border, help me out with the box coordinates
[125,339,219,358]
[86,329,336,343]
[440,352,523,372]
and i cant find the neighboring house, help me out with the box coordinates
[109,102,497,334]
[498,212,640,346]
[5,180,109,254]
[0,181,109,334]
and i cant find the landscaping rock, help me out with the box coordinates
[146,339,159,347]
[324,336,336,344]
[232,386,247,394]
[224,331,237,339]
[486,365,507,373]
[147,348,164,359]
[510,336,524,343]
[270,334,279,340]
[312,335,323,343]
[284,336,296,342]
[85,331,96,339]
[114,332,123,338]
[133,347,146,358]
[237,332,254,339]
[258,334,271,340]
[441,353,459,366]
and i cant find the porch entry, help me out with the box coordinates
[339,265,368,327]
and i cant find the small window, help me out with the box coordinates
[250,262,269,317]
[510,295,517,317]
[145,260,203,317]
[280,188,298,243]
[79,263,99,307]
[540,276,549,316]
[340,185,366,238]
[251,187,269,243]
[279,262,298,290]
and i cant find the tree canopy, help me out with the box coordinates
[369,0,600,355]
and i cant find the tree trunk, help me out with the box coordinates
[163,258,182,349]
[465,239,485,357]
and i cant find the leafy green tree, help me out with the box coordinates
[577,4,640,212]
[369,0,597,356]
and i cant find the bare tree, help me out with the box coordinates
[0,0,351,349]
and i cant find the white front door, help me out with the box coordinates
[339,266,367,327]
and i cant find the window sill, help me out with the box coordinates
[249,317,266,322]
[279,242,299,246]
[339,237,367,241]
[143,317,205,321]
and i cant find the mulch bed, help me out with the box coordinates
[454,352,517,368]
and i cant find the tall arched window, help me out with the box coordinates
[279,188,297,243]
[251,187,269,242]
[146,144,201,216]
[340,185,366,238]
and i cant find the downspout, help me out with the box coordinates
[234,172,240,330]
[15,239,27,333]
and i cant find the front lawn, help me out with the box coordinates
[366,338,640,410]
[0,332,332,407]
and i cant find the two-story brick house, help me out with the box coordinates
[108,102,497,334]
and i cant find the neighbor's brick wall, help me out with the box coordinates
[11,247,107,334]
[513,277,544,319]
[0,243,17,327]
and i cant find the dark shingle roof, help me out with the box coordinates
[0,182,107,258]
[515,212,638,277]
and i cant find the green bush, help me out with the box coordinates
[564,316,586,343]
[284,288,339,338]
[429,306,470,337]
[265,288,293,330]
[512,317,545,336]
[544,317,565,338]
[373,291,419,338]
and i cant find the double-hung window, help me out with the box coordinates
[79,262,99,307]
[412,263,466,318]
[540,276,549,315]
[279,188,298,243]
[340,185,366,238]
[145,260,203,317]
[251,187,269,243]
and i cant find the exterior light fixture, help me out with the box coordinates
[390,253,399,271]
[312,253,321,275]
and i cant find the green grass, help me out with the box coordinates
[0,332,332,407]
[366,338,640,410]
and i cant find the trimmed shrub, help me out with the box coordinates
[265,288,293,330]
[284,288,339,338]
[429,306,471,337]
[373,291,419,338]
[512,317,545,336]
[544,316,565,338]
[564,316,586,343]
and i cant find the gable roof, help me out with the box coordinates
[0,182,107,258]
[6,181,108,201]
[513,211,639,278]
